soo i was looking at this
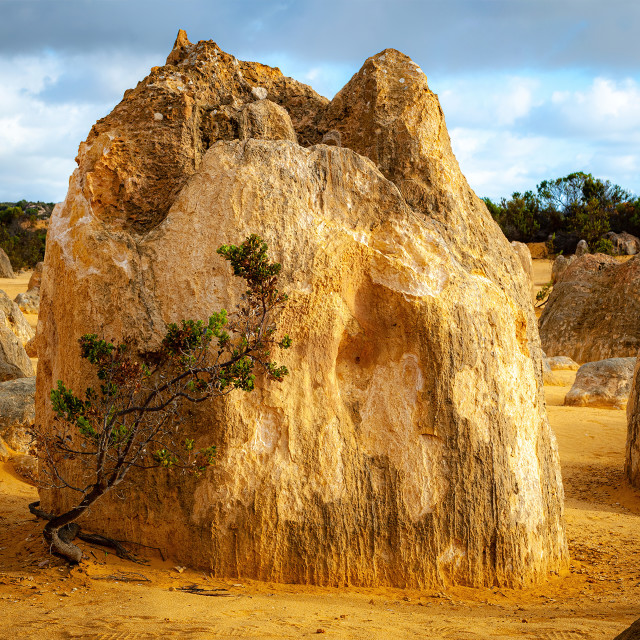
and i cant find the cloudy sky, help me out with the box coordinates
[1,0,638,203]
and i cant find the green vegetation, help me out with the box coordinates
[0,200,54,269]
[31,235,291,564]
[484,172,639,254]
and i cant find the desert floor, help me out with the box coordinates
[0,264,639,640]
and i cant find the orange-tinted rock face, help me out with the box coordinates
[77,31,327,232]
[37,34,567,588]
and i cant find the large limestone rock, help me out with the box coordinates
[539,254,640,363]
[36,35,567,588]
[0,376,36,452]
[0,248,14,278]
[564,358,635,410]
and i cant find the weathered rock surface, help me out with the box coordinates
[72,29,328,233]
[539,254,640,363]
[551,254,575,284]
[28,261,44,290]
[511,241,534,298]
[0,290,34,347]
[546,356,580,371]
[14,288,40,314]
[604,231,640,256]
[0,292,35,381]
[626,360,640,488]
[239,99,297,142]
[564,358,635,410]
[576,239,589,256]
[11,453,38,483]
[37,35,567,588]
[0,376,35,452]
[543,357,565,386]
[0,248,14,278]
[527,242,549,259]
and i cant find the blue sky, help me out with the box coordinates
[0,0,638,202]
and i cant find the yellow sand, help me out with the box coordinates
[0,261,638,639]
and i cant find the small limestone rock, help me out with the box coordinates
[0,248,14,279]
[543,357,565,386]
[546,356,579,371]
[239,100,297,142]
[0,376,36,452]
[604,231,640,256]
[564,358,636,409]
[251,86,268,101]
[14,288,40,315]
[550,254,575,285]
[575,239,589,256]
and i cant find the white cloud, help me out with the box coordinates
[439,73,640,199]
[0,51,157,202]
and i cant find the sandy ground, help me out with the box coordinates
[0,262,638,639]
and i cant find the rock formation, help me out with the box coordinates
[14,289,40,315]
[28,262,44,290]
[0,376,35,453]
[575,240,589,256]
[546,356,579,371]
[0,248,14,278]
[0,291,34,381]
[36,33,567,588]
[539,254,640,363]
[564,358,635,410]
[511,241,534,299]
[604,231,640,256]
[626,360,640,488]
[0,290,34,347]
[550,254,575,285]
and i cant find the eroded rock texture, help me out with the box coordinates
[626,360,640,488]
[539,254,640,364]
[36,34,567,588]
[564,358,635,410]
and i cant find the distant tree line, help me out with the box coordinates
[0,200,54,270]
[484,172,640,254]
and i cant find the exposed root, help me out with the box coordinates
[29,501,143,564]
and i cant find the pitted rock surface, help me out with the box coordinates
[539,254,640,363]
